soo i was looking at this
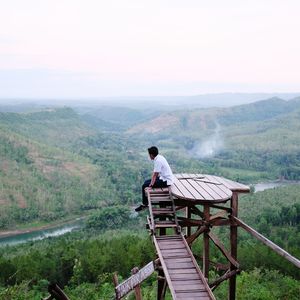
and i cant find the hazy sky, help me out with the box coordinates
[1,0,300,98]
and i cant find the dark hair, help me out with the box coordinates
[148,146,159,157]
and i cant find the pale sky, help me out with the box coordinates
[0,0,300,98]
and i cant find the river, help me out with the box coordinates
[0,218,84,247]
[253,180,300,193]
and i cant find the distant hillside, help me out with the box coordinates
[127,97,300,135]
[0,108,144,229]
[0,107,93,148]
[125,97,300,180]
[77,105,161,131]
[219,97,300,125]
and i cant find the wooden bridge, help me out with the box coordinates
[114,173,300,300]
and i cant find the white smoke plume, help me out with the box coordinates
[190,123,223,159]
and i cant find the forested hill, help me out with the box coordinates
[0,107,147,229]
[127,97,300,134]
[1,97,300,229]
[0,99,300,299]
[126,97,300,181]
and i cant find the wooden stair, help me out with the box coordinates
[147,187,180,234]
[153,234,215,300]
[147,188,215,300]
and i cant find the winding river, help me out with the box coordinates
[0,218,84,247]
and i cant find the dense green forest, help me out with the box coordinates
[0,185,299,299]
[0,98,300,299]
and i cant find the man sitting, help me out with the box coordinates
[135,146,174,212]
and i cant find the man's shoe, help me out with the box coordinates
[135,204,148,212]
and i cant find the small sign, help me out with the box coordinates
[115,261,155,299]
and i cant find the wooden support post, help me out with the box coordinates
[157,269,165,300]
[131,267,142,300]
[229,192,238,300]
[113,272,119,287]
[203,204,210,279]
[159,202,166,236]
[186,206,191,237]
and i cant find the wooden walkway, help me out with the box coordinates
[147,187,215,300]
[153,234,215,300]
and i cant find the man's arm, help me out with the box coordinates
[149,172,159,187]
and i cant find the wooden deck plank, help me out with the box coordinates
[210,175,249,192]
[192,179,223,200]
[204,174,232,194]
[187,173,232,201]
[156,235,182,240]
[173,177,197,200]
[170,273,201,280]
[171,182,185,198]
[195,177,230,199]
[182,178,208,200]
[185,174,216,200]
[177,295,211,300]
[166,263,195,269]
[168,268,198,274]
[159,245,186,250]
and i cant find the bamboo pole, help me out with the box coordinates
[232,216,300,269]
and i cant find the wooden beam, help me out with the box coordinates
[229,192,238,300]
[209,269,240,291]
[203,204,210,279]
[208,232,239,269]
[193,254,229,271]
[177,216,204,227]
[186,225,207,245]
[190,205,204,217]
[210,204,232,213]
[232,216,300,269]
[47,284,70,300]
[210,219,230,226]
[186,206,191,237]
[131,267,142,300]
[209,210,228,221]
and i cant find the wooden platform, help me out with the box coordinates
[171,173,250,203]
[153,234,215,300]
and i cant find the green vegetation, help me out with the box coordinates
[0,98,300,299]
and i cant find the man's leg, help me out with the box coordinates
[152,178,168,189]
[136,178,168,212]
[142,179,151,206]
